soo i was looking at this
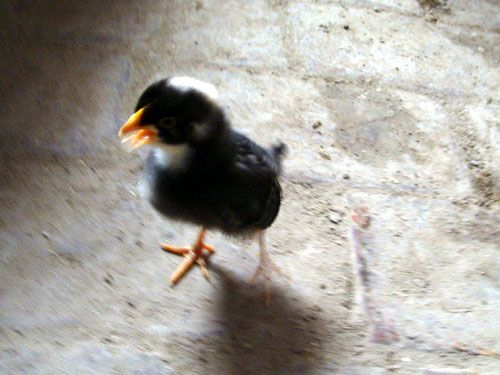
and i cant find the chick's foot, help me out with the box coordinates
[161,228,214,285]
[250,231,289,305]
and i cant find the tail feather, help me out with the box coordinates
[271,142,287,174]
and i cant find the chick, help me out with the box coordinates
[118,77,286,298]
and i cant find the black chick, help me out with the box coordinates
[118,77,286,297]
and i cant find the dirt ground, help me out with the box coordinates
[0,1,499,374]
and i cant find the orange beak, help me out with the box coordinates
[118,107,158,152]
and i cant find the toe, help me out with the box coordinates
[202,243,215,253]
[161,243,190,255]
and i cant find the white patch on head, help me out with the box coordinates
[153,143,191,170]
[169,76,219,101]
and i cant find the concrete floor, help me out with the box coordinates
[0,0,499,374]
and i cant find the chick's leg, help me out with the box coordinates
[161,228,215,285]
[250,230,287,305]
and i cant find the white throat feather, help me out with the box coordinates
[153,144,191,170]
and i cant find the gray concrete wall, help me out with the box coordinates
[0,1,499,374]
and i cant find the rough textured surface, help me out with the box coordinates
[0,0,499,374]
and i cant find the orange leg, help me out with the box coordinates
[160,228,215,285]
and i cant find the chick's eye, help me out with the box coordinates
[158,117,176,129]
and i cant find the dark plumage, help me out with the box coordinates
[144,132,284,234]
[118,76,286,295]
